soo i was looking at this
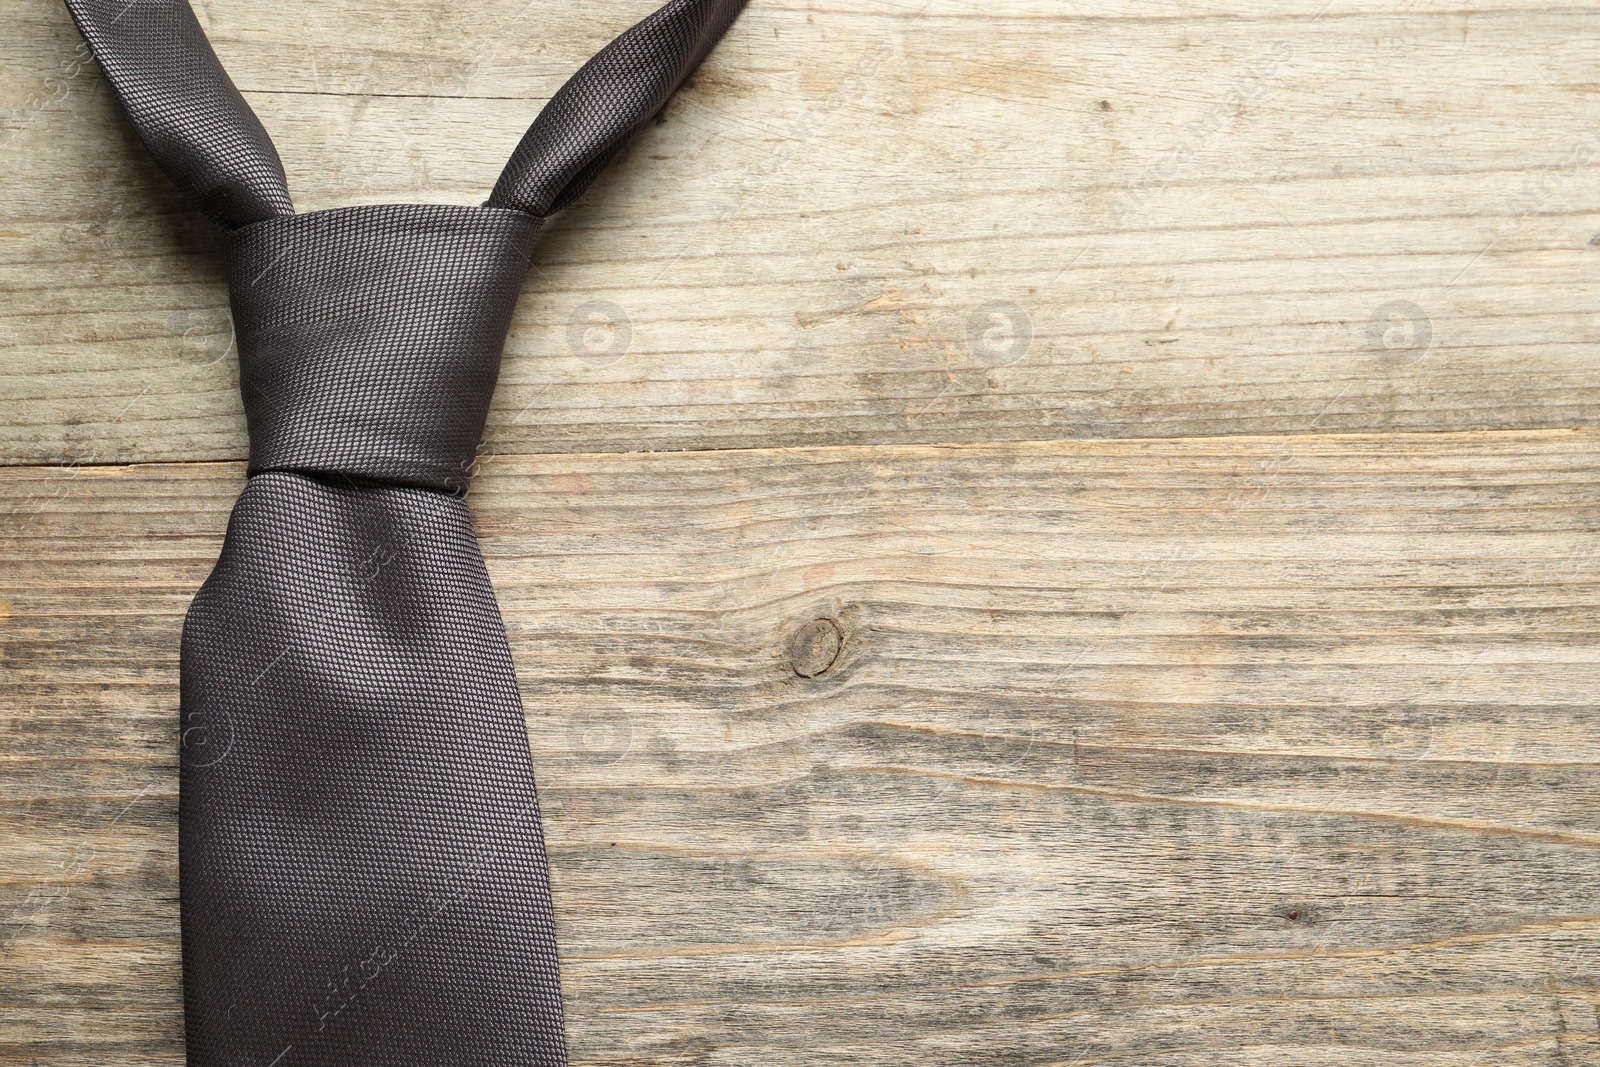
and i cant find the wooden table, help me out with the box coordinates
[3,2,1598,1063]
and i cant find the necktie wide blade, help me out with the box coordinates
[61,1,751,1063]
[181,470,567,1065]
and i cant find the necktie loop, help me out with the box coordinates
[64,0,748,488]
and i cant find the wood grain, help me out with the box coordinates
[3,431,1598,1064]
[4,0,1600,464]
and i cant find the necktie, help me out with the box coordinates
[61,2,748,1064]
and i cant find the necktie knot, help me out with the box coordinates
[227,204,542,493]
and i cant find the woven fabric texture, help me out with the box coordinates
[229,204,542,492]
[180,471,567,1066]
[60,0,751,1064]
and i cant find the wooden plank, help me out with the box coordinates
[2,429,1598,1064]
[4,1,1600,464]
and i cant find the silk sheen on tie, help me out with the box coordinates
[60,2,749,1064]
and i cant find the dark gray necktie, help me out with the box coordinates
[61,2,747,1063]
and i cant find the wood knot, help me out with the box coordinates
[789,618,844,678]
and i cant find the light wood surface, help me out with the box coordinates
[3,0,1599,1064]
[6,433,1600,1064]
